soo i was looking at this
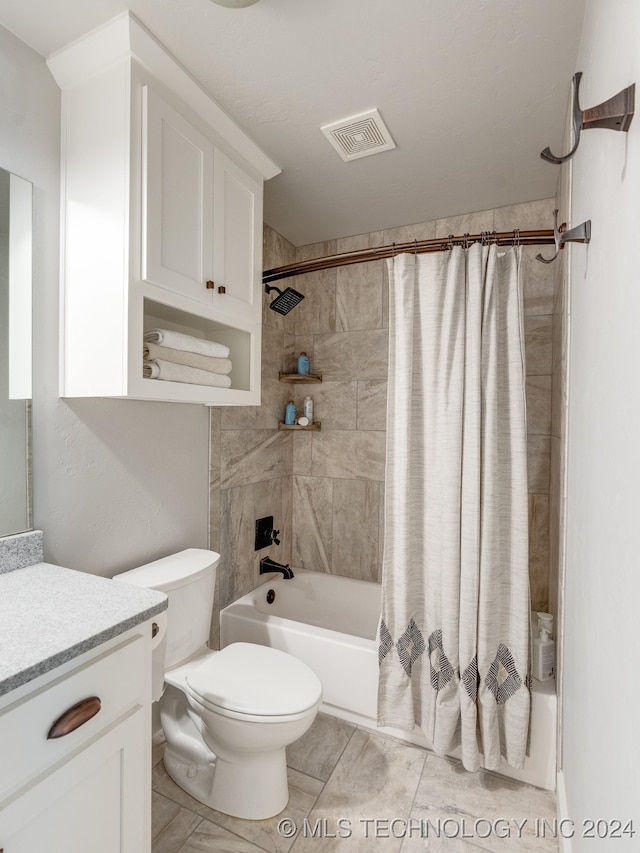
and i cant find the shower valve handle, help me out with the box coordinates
[270,529,281,546]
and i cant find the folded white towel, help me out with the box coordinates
[143,359,232,388]
[144,329,230,359]
[143,342,232,375]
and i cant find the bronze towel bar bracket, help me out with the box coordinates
[537,210,591,264]
[541,72,635,165]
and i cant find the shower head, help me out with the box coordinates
[264,284,305,315]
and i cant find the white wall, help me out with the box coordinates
[0,24,210,575]
[562,0,640,843]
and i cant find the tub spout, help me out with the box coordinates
[259,556,294,579]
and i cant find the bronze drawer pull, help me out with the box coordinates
[47,696,101,739]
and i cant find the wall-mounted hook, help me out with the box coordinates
[541,72,635,165]
[536,209,591,264]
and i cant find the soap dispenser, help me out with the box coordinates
[532,612,555,681]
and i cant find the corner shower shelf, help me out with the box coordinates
[277,421,321,431]
[279,373,323,383]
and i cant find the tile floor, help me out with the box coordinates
[152,713,559,852]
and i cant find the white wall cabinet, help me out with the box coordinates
[48,13,279,406]
[0,627,152,852]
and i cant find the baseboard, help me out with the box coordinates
[556,770,573,853]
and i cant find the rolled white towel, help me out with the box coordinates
[144,329,230,359]
[143,342,232,375]
[143,359,232,388]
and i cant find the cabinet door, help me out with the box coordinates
[142,85,214,304]
[212,148,262,322]
[0,709,148,853]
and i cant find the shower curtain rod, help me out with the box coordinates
[263,227,562,284]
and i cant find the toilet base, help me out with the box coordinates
[163,744,289,820]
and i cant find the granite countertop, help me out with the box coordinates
[0,562,167,696]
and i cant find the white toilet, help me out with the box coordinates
[117,549,322,820]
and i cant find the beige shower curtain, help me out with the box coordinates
[377,244,531,771]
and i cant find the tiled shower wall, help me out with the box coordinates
[209,198,557,644]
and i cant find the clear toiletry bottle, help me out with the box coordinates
[303,395,313,423]
[297,352,310,375]
[285,400,297,425]
[532,612,555,681]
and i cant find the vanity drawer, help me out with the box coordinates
[0,630,147,802]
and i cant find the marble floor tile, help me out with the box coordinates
[152,792,202,853]
[151,710,559,853]
[176,818,272,852]
[287,711,356,782]
[291,729,427,851]
[153,791,183,839]
[409,754,558,852]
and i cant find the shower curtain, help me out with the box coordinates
[377,244,530,772]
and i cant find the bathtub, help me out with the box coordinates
[220,570,557,790]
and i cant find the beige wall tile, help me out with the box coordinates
[293,269,337,336]
[433,208,494,238]
[292,475,333,571]
[220,378,288,430]
[314,329,388,381]
[357,380,388,430]
[383,220,437,245]
[220,430,292,490]
[551,309,568,439]
[261,323,285,376]
[493,198,556,232]
[548,436,563,623]
[332,479,381,581]
[296,240,337,262]
[526,375,552,436]
[311,430,386,480]
[219,484,256,607]
[336,259,384,332]
[264,223,296,269]
[521,246,556,316]
[529,494,550,612]
[293,381,357,431]
[524,314,553,375]
[336,231,384,253]
[528,434,551,494]
[293,432,313,476]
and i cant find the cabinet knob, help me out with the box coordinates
[152,622,160,638]
[47,696,102,739]
[217,285,226,294]
[206,280,215,289]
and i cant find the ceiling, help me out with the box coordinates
[0,0,586,246]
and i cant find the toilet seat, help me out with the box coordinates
[185,642,322,722]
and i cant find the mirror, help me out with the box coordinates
[0,167,33,536]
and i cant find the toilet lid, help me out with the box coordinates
[186,642,322,717]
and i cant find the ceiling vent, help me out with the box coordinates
[321,109,396,162]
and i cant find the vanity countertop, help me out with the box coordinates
[0,562,167,696]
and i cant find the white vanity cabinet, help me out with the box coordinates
[0,626,153,852]
[48,13,279,406]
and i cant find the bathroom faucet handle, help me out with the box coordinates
[270,529,281,546]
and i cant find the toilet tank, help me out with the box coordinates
[117,549,220,668]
